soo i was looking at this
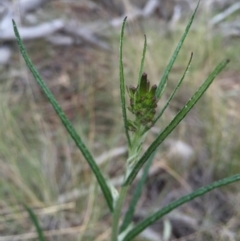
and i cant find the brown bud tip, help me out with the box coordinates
[129,85,136,91]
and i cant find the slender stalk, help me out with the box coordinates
[119,17,131,147]
[137,35,147,86]
[127,126,146,166]
[111,186,129,241]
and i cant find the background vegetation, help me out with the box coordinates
[0,0,240,240]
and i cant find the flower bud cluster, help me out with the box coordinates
[127,73,157,131]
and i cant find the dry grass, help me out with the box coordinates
[0,6,240,241]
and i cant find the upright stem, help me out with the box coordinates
[111,185,129,241]
[111,126,146,240]
[127,126,146,167]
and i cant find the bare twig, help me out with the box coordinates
[17,0,47,14]
[64,21,110,50]
[0,203,75,222]
[0,224,91,241]
[0,19,64,40]
[209,2,240,26]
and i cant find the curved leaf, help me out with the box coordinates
[24,205,46,241]
[156,0,200,98]
[123,173,240,241]
[119,17,131,147]
[137,35,147,86]
[151,52,193,128]
[13,20,114,212]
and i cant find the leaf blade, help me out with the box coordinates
[137,35,147,86]
[156,0,200,98]
[13,20,114,212]
[123,173,240,241]
[119,17,131,147]
[151,52,193,128]
[24,205,46,241]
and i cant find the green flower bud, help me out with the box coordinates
[126,73,159,131]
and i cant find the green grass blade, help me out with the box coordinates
[151,53,193,128]
[24,205,46,241]
[123,173,240,241]
[156,0,200,98]
[137,35,147,86]
[13,20,114,212]
[119,17,131,147]
[120,152,155,233]
[124,59,229,185]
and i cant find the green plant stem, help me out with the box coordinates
[127,126,146,167]
[120,152,156,233]
[127,136,141,165]
[111,186,129,241]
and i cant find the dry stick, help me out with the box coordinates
[210,2,240,26]
[0,203,75,222]
[0,225,90,241]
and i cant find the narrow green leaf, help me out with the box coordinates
[119,17,131,147]
[137,35,147,86]
[123,173,240,241]
[120,152,155,233]
[13,20,114,212]
[156,0,200,98]
[24,205,46,241]
[150,53,193,129]
[124,59,229,185]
